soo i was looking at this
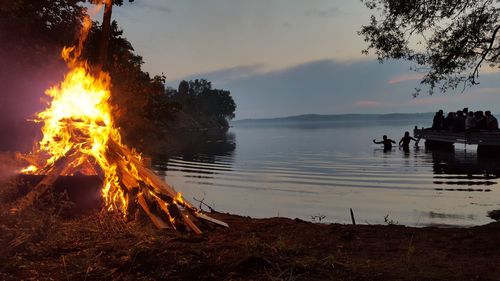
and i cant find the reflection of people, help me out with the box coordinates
[373,135,396,151]
[399,131,417,150]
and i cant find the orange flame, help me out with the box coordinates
[20,7,202,228]
[23,14,139,215]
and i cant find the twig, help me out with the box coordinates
[62,255,69,281]
[193,197,215,212]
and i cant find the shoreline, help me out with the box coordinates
[1,197,500,281]
[1,151,500,280]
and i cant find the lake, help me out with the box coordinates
[154,118,500,227]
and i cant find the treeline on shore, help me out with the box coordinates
[233,113,435,124]
[0,1,236,154]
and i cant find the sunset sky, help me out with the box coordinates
[109,0,500,119]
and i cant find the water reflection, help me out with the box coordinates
[428,211,475,221]
[154,129,236,179]
[430,149,499,191]
[152,123,500,226]
[234,118,431,130]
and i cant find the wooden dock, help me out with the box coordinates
[413,126,500,153]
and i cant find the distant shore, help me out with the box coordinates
[232,112,436,124]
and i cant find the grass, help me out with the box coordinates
[2,176,500,280]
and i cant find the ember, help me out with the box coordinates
[15,12,226,233]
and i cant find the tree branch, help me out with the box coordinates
[471,24,500,84]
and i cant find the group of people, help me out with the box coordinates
[373,108,499,152]
[431,108,498,132]
[373,132,416,152]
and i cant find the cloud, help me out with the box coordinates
[170,64,265,86]
[115,1,171,19]
[174,58,500,119]
[306,7,344,18]
[176,59,413,118]
[474,87,500,94]
[397,86,500,109]
[134,2,171,14]
[355,100,382,108]
[388,73,423,84]
[388,67,500,85]
[478,66,500,75]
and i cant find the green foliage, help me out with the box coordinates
[82,21,170,148]
[1,1,237,153]
[166,79,237,128]
[83,24,235,150]
[383,214,399,225]
[360,0,500,95]
[0,0,86,66]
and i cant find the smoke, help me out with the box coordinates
[0,1,107,152]
[0,152,24,182]
[0,45,67,152]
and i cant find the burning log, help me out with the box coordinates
[15,10,227,233]
[137,193,169,229]
[17,141,228,233]
[12,150,80,213]
[180,210,203,235]
[16,123,228,233]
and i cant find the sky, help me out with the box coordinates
[108,0,500,119]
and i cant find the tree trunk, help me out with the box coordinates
[99,0,113,70]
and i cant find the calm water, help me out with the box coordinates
[154,119,500,227]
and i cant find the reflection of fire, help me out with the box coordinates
[18,14,226,233]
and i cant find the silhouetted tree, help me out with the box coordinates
[88,0,134,69]
[1,1,237,152]
[166,79,236,128]
[83,22,173,148]
[187,79,236,126]
[0,0,86,66]
[178,80,189,96]
[189,79,212,96]
[360,0,500,95]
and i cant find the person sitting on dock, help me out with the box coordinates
[373,135,396,151]
[444,112,456,131]
[455,110,466,132]
[485,111,499,131]
[432,110,445,130]
[465,111,477,132]
[399,131,417,151]
[475,111,487,131]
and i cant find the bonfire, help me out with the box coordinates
[14,12,226,234]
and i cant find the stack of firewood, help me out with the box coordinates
[12,139,227,234]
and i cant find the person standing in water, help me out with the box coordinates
[399,131,417,151]
[373,135,396,151]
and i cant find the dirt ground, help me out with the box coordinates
[1,180,500,281]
